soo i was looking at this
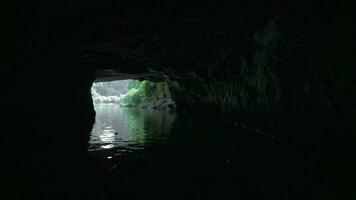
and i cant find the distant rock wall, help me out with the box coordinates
[91,81,129,104]
[122,81,176,111]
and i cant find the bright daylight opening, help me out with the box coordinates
[88,79,177,156]
[91,79,175,110]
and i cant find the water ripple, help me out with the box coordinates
[88,105,177,158]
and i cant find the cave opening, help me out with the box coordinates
[88,79,177,159]
[90,79,175,110]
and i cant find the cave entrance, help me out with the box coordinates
[91,79,175,110]
[88,79,177,156]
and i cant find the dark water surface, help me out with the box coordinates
[88,105,344,199]
[89,104,177,155]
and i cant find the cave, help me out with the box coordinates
[3,1,355,199]
[89,78,176,158]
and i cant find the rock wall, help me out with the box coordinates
[3,44,96,199]
[165,19,354,136]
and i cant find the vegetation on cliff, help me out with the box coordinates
[91,80,176,110]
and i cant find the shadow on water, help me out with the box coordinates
[88,105,352,200]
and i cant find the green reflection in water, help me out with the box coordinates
[89,105,177,151]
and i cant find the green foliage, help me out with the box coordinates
[123,88,141,105]
[122,80,172,107]
[139,80,151,100]
[127,80,141,90]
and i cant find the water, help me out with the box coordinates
[88,104,333,199]
[89,104,177,159]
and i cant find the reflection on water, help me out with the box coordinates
[88,104,177,157]
[87,105,330,199]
